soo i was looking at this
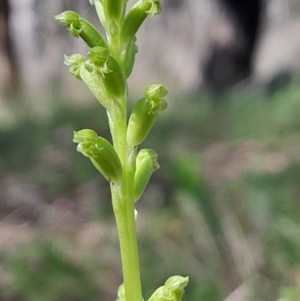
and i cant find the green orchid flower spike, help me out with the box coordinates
[56,1,189,301]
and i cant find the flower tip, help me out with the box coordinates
[73,129,98,143]
[145,84,168,100]
[146,0,162,16]
[54,10,79,25]
[64,53,85,66]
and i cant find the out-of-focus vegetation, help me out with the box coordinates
[1,78,300,301]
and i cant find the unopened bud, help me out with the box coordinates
[134,149,159,202]
[64,54,86,80]
[86,47,126,101]
[55,10,107,48]
[116,283,125,301]
[121,36,138,78]
[122,0,162,44]
[79,67,113,109]
[148,276,189,301]
[145,84,168,101]
[127,84,167,147]
[73,129,122,184]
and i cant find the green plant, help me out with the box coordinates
[55,1,189,301]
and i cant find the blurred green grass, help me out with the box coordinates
[1,79,300,300]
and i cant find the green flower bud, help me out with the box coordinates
[88,46,110,66]
[102,57,125,100]
[134,149,159,202]
[121,36,138,78]
[64,54,86,80]
[165,276,189,292]
[116,283,125,301]
[148,276,189,301]
[73,129,122,183]
[79,66,113,110]
[127,84,167,147]
[73,129,98,142]
[54,10,80,26]
[79,18,108,48]
[55,10,107,49]
[86,47,126,101]
[145,84,168,101]
[122,0,162,44]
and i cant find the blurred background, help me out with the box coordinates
[1,0,300,300]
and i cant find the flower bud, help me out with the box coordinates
[103,56,126,100]
[145,84,168,101]
[165,276,189,292]
[54,10,79,26]
[116,283,125,301]
[134,149,159,202]
[73,129,98,143]
[64,54,86,80]
[81,67,112,109]
[79,17,108,48]
[148,276,189,301]
[55,10,107,48]
[86,47,126,101]
[121,36,138,79]
[127,84,167,147]
[73,129,122,183]
[88,46,110,66]
[122,0,162,44]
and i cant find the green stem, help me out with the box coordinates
[109,94,142,301]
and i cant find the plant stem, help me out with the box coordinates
[111,184,142,301]
[106,12,143,299]
[110,96,143,301]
